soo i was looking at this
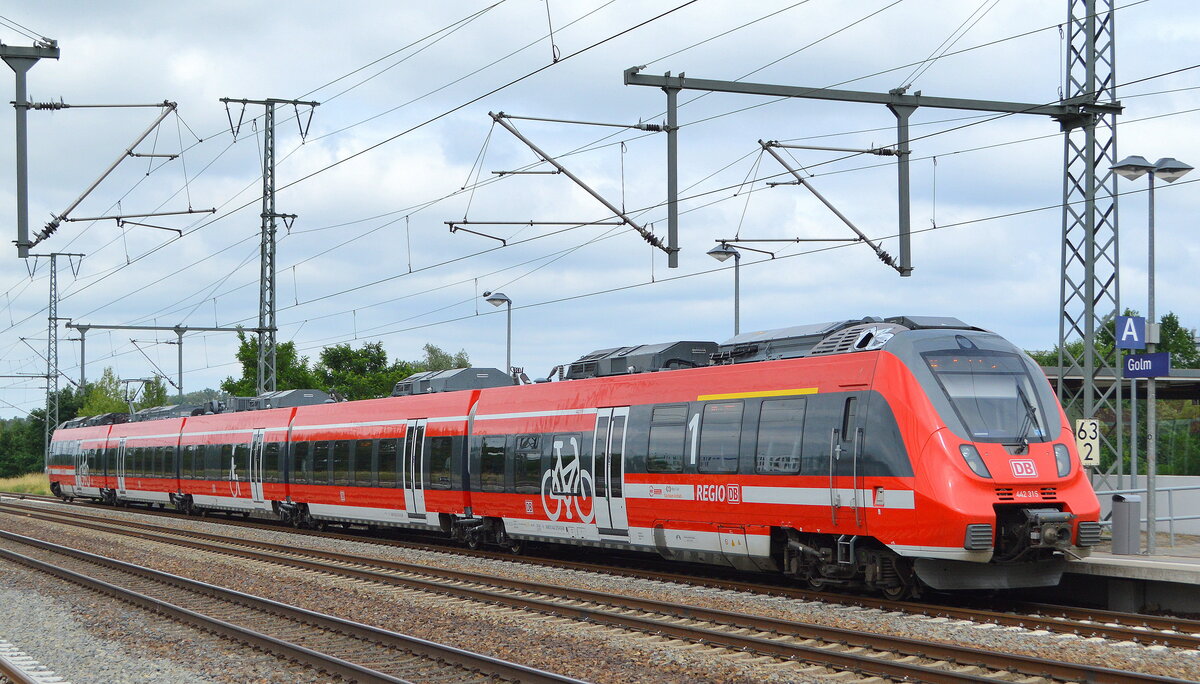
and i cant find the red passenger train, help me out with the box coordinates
[47,316,1101,597]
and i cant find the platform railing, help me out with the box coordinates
[1095,484,1200,547]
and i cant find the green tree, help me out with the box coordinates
[220,329,320,396]
[315,341,415,400]
[415,343,469,371]
[79,368,131,416]
[1,385,86,476]
[1158,312,1200,369]
[136,376,170,410]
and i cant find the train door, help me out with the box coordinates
[72,442,87,490]
[402,419,427,518]
[116,438,128,495]
[592,407,630,535]
[228,440,250,499]
[249,430,266,503]
[829,395,868,537]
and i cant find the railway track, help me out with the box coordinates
[0,643,49,684]
[0,501,1188,684]
[8,495,1198,650]
[0,527,579,684]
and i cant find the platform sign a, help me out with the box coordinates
[1074,419,1100,467]
[1115,315,1146,350]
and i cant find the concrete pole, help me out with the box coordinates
[9,58,32,258]
[1,44,59,257]
[733,252,740,336]
[665,80,679,268]
[77,325,88,389]
[176,328,184,402]
[1146,173,1157,554]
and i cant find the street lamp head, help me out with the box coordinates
[484,291,511,307]
[1152,157,1193,183]
[1110,155,1155,181]
[706,243,740,263]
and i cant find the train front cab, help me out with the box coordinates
[878,329,1101,591]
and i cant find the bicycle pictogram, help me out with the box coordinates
[228,456,242,497]
[541,436,594,522]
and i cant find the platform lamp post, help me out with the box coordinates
[484,291,512,377]
[707,243,741,336]
[1111,155,1193,555]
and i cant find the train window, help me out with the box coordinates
[647,404,688,473]
[263,441,281,483]
[292,441,312,484]
[332,440,351,485]
[204,445,219,480]
[428,436,453,490]
[513,435,542,494]
[355,439,376,486]
[608,419,624,497]
[312,441,331,484]
[842,397,858,436]
[480,436,507,492]
[220,443,235,480]
[756,398,806,474]
[377,439,398,487]
[698,402,744,474]
[164,445,177,478]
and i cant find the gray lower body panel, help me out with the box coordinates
[915,557,1067,590]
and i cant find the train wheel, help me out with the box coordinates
[506,538,524,555]
[464,531,481,550]
[881,583,912,601]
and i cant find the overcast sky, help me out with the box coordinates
[0,1,1197,418]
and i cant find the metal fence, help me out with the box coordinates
[1095,484,1200,546]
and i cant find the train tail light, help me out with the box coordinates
[1053,443,1072,477]
[959,444,992,478]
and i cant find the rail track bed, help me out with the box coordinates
[1,499,1193,683]
[0,523,576,684]
[11,494,1198,650]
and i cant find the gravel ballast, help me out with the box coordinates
[3,498,1199,682]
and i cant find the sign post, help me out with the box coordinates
[1074,419,1101,467]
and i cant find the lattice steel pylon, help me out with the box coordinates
[45,254,58,456]
[220,96,317,395]
[30,252,82,463]
[258,101,278,395]
[1057,0,1121,478]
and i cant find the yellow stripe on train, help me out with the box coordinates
[697,387,818,401]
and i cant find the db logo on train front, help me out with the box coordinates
[1010,459,1037,478]
[726,484,741,503]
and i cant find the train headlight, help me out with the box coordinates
[1054,444,1072,477]
[959,444,992,478]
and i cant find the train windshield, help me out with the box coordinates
[920,349,1050,444]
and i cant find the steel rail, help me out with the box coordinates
[0,528,579,684]
[0,651,39,684]
[2,504,1186,684]
[14,497,1200,648]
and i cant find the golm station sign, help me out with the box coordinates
[1124,352,1170,379]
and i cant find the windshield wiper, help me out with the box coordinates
[1014,384,1042,453]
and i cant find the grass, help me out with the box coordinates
[0,471,52,496]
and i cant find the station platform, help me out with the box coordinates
[1060,534,1200,612]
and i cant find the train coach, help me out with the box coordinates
[47,316,1101,598]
